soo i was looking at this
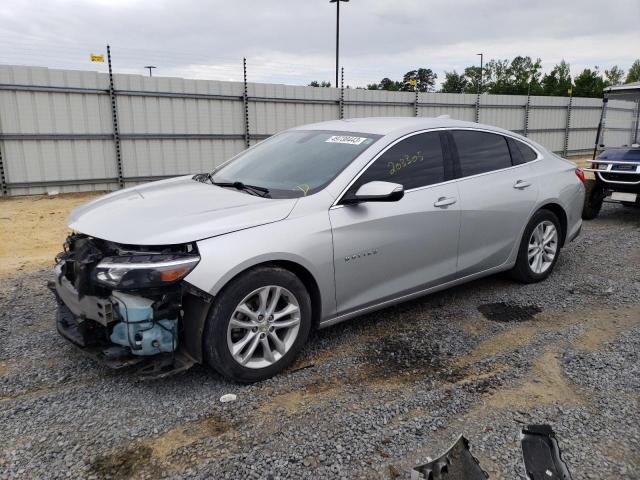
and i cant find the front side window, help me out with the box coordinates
[347,131,446,194]
[212,130,380,198]
[451,130,512,177]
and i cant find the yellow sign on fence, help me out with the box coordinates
[90,54,105,63]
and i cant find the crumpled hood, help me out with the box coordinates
[68,176,298,245]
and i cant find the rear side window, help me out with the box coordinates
[513,139,538,163]
[451,130,512,177]
[350,132,445,191]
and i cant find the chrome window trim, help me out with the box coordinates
[330,126,542,209]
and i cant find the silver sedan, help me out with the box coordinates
[53,117,585,382]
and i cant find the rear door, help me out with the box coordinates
[330,131,460,315]
[447,129,539,277]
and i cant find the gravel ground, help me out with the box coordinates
[1,202,639,480]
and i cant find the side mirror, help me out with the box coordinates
[342,181,404,204]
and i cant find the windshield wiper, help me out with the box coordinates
[213,181,270,198]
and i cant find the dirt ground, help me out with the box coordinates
[0,192,102,276]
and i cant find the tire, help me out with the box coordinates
[509,209,562,284]
[582,179,603,220]
[203,266,312,383]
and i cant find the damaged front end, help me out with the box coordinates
[49,233,210,378]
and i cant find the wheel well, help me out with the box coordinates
[227,260,323,329]
[538,203,568,247]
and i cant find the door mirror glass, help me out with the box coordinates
[343,181,404,204]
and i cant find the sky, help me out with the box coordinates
[0,0,638,88]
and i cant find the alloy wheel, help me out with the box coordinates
[527,220,558,274]
[226,285,301,369]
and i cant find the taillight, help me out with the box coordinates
[575,168,585,183]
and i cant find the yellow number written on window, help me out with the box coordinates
[387,151,424,176]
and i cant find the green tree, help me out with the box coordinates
[508,56,543,94]
[308,81,331,87]
[542,60,572,96]
[377,77,403,91]
[483,58,510,93]
[463,66,483,93]
[401,68,437,92]
[483,56,542,95]
[604,66,625,86]
[440,71,469,93]
[573,67,606,98]
[625,59,640,83]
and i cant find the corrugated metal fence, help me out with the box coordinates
[0,64,638,196]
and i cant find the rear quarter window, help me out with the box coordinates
[511,139,538,164]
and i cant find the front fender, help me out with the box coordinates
[184,209,336,320]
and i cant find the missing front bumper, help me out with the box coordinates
[49,280,194,380]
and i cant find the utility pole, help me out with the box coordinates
[476,52,483,94]
[144,66,156,77]
[330,0,349,88]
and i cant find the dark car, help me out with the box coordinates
[582,144,640,219]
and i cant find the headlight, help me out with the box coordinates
[93,254,200,290]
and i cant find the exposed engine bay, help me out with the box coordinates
[49,233,210,378]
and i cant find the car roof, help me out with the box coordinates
[292,116,514,138]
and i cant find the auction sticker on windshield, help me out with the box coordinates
[325,135,369,145]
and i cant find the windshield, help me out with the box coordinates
[211,130,381,198]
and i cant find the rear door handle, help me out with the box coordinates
[513,180,532,189]
[434,196,457,208]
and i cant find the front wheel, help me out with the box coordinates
[509,209,561,283]
[203,266,312,383]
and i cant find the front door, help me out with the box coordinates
[330,131,460,316]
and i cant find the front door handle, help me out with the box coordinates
[513,180,532,189]
[434,196,457,208]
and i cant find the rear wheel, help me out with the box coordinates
[582,179,603,220]
[203,266,312,383]
[510,209,561,283]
